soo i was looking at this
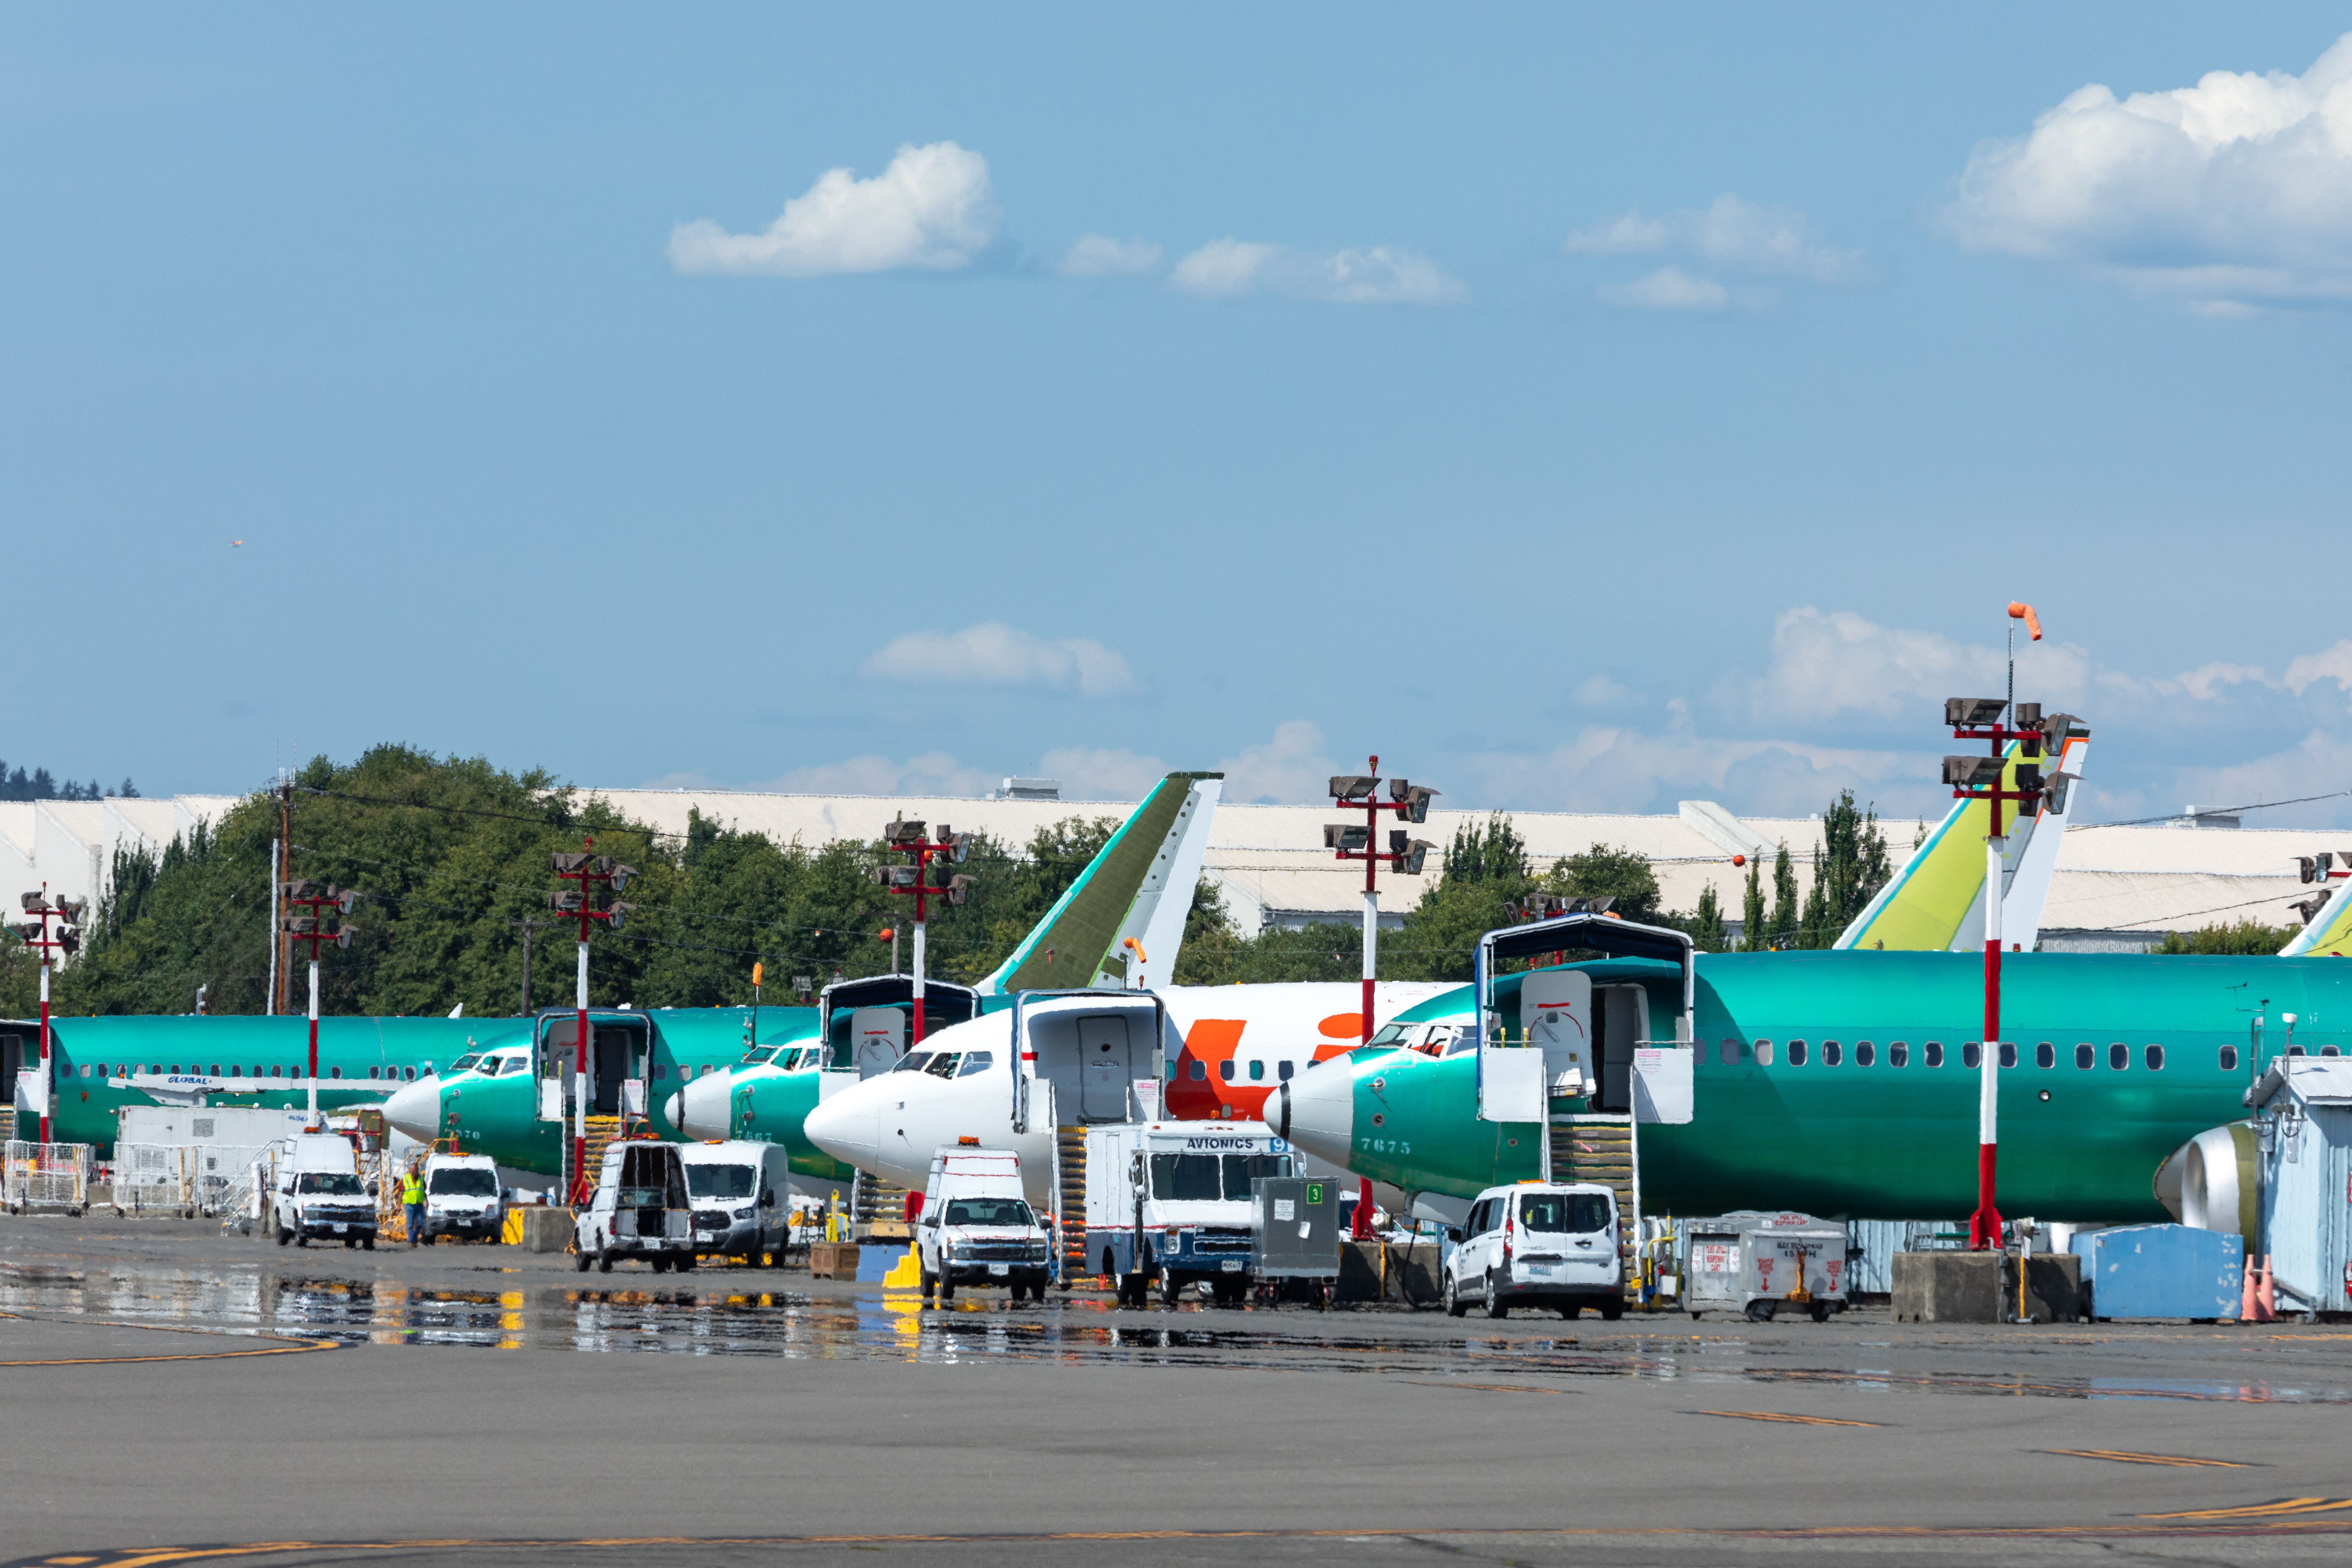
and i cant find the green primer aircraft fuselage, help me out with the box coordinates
[1294,952,2328,1222]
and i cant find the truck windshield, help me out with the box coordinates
[1150,1152,1293,1201]
[296,1172,363,1196]
[944,1197,1033,1227]
[687,1164,757,1199]
[429,1168,499,1197]
[1519,1193,1611,1234]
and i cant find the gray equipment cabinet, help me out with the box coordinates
[1679,1211,1851,1322]
[1251,1177,1339,1288]
[2251,1057,2352,1318]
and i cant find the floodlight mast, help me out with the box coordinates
[1325,758,1438,1238]
[549,840,635,1204]
[14,885,82,1143]
[278,882,360,1130]
[875,822,973,1046]
[1942,601,2052,1253]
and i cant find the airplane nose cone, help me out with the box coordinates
[804,1089,881,1174]
[383,1077,441,1143]
[1282,1058,1355,1168]
[677,1070,734,1141]
[661,1091,682,1128]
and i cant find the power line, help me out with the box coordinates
[2075,789,2352,830]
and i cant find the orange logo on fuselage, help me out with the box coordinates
[1165,1012,1367,1121]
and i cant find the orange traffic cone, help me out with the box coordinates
[2238,1255,2257,1322]
[2257,1255,2278,1322]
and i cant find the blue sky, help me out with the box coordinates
[9,7,2352,827]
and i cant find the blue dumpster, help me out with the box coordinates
[2071,1223,2242,1320]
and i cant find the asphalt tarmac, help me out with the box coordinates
[6,1212,2351,1568]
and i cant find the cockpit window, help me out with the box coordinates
[955,1051,994,1077]
[451,1055,481,1073]
[1367,1023,1411,1049]
[742,1046,779,1066]
[890,1052,935,1075]
[922,1053,962,1079]
[499,1056,530,1075]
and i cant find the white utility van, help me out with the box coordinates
[679,1140,791,1266]
[270,1133,378,1249]
[1086,1122,1293,1308]
[917,1146,1051,1303]
[1443,1181,1622,1320]
[573,1139,694,1273]
[420,1152,504,1243]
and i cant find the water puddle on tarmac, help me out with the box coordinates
[6,1264,2350,1404]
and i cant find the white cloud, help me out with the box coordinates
[861,622,1136,698]
[1571,675,1642,708]
[1941,35,2352,307]
[764,751,996,798]
[1060,234,1163,276]
[1170,240,1466,304]
[1742,607,2111,725]
[1601,266,1730,312]
[1568,194,1863,284]
[668,141,998,277]
[1453,726,1929,820]
[1215,720,1339,803]
[1033,746,1171,800]
[2284,639,2352,701]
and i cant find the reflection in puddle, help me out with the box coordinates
[4,1265,2349,1405]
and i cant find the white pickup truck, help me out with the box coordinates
[270,1133,378,1249]
[420,1152,504,1243]
[917,1146,1052,1303]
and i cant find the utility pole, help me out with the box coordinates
[503,917,549,1015]
[874,819,975,1045]
[278,882,358,1130]
[1324,760,1437,1239]
[11,886,84,1143]
[550,842,635,1204]
[1941,602,2064,1252]
[273,774,294,1018]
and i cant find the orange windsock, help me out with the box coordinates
[2007,602,2043,641]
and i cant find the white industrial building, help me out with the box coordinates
[0,783,2331,954]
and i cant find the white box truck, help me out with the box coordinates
[1085,1122,1294,1308]
[679,1140,791,1266]
[574,1139,694,1273]
[270,1133,378,1249]
[916,1146,1051,1303]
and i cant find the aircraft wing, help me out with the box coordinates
[974,772,1223,995]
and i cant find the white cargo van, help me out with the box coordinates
[270,1133,378,1250]
[1443,1181,1623,1320]
[1086,1122,1293,1308]
[917,1146,1051,1303]
[679,1140,791,1265]
[574,1139,694,1273]
[420,1152,504,1243]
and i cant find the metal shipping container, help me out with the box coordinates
[1678,1211,1850,1322]
[1250,1176,1338,1285]
[2071,1223,2243,1320]
[2251,1058,2352,1317]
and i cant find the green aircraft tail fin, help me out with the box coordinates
[975,772,1223,994]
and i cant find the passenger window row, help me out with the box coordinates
[1199,1058,1296,1082]
[1721,1039,2235,1071]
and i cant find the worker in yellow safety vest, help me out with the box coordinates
[400,1164,426,1249]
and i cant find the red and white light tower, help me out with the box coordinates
[11,888,83,1143]
[873,818,974,1046]
[1325,760,1437,1237]
[1941,602,2066,1252]
[277,881,359,1130]
[550,843,635,1205]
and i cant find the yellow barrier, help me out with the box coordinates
[883,1249,922,1289]
[501,1208,527,1245]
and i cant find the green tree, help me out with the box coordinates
[1798,790,1892,949]
[1689,883,1726,952]
[2153,921,2299,955]
[1768,842,1800,949]
[1543,843,1664,923]
[1740,856,1766,951]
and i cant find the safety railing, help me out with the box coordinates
[111,1142,279,1217]
[4,1141,95,1214]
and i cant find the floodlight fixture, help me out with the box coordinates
[281,916,317,936]
[334,926,358,950]
[552,852,590,875]
[10,921,41,943]
[19,892,42,913]
[57,900,84,923]
[607,863,637,892]
[549,890,583,913]
[280,878,316,900]
[1945,697,2007,728]
[604,902,634,932]
[1324,823,1370,853]
[1328,776,1378,802]
[945,874,977,906]
[884,818,928,846]
[57,926,79,955]
[1396,784,1440,823]
[1396,838,1433,875]
[2040,712,2080,757]
[1942,755,2007,790]
[2012,701,2042,729]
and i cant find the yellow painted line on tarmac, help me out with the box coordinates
[1404,1379,1576,1396]
[2046,1449,2251,1469]
[0,1310,342,1368]
[2139,1498,2352,1520]
[1694,1409,1883,1427]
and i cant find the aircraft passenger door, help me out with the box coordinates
[1078,1015,1132,1121]
[851,1009,905,1079]
[1594,986,1648,1114]
[1521,970,1594,1098]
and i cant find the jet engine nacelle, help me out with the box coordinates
[2153,1122,2257,1238]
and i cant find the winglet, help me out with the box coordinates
[974,772,1224,994]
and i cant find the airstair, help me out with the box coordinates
[1054,1125,1089,1281]
[852,1171,912,1240]
[1551,1113,1640,1304]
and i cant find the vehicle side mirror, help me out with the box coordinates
[1444,1227,1464,1244]
[366,1183,379,1198]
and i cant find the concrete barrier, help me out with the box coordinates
[516,1207,573,1254]
[1892,1251,2079,1322]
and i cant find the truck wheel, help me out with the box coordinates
[274,1216,290,1247]
[921,1269,936,1302]
[675,1254,695,1272]
[1444,1272,1467,1318]
[574,1248,591,1273]
[1558,1304,1581,1320]
[1809,1301,1831,1324]
[295,1232,308,1248]
[651,1256,671,1273]
[362,1237,375,1252]
[1599,1298,1624,1322]
[940,1278,955,1302]
[1744,1300,1774,1323]
[597,1247,613,1274]
[1159,1271,1181,1308]
[1484,1270,1508,1319]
